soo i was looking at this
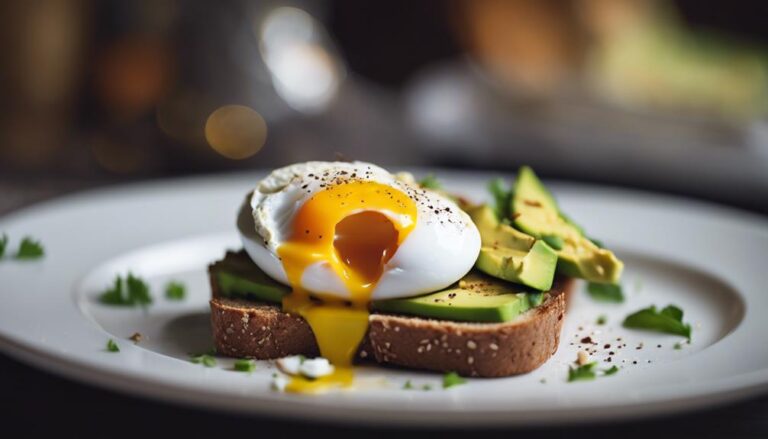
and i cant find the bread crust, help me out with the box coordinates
[209,254,574,377]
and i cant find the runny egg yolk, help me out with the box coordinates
[276,180,417,392]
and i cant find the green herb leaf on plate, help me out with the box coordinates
[674,342,683,350]
[442,371,467,389]
[586,282,625,303]
[488,178,513,221]
[106,339,120,352]
[603,365,619,376]
[422,384,432,391]
[403,380,413,390]
[14,237,44,259]
[0,234,7,258]
[99,274,153,307]
[418,174,442,190]
[190,354,216,367]
[165,281,186,300]
[234,359,256,372]
[623,305,692,340]
[596,314,607,325]
[568,362,597,382]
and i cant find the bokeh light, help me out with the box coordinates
[258,7,343,113]
[204,105,268,160]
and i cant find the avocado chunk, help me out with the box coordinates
[373,271,543,323]
[467,204,558,291]
[512,166,624,284]
[212,251,289,302]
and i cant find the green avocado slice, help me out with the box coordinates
[211,251,545,323]
[467,204,558,291]
[373,271,542,323]
[512,166,623,284]
[211,251,289,302]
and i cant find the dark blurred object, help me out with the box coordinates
[1,0,768,214]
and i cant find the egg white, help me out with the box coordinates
[238,161,480,300]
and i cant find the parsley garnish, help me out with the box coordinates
[541,235,564,250]
[623,304,691,340]
[418,174,442,190]
[596,314,607,325]
[14,237,44,259]
[590,238,604,248]
[488,178,513,221]
[442,371,467,389]
[99,273,153,307]
[106,339,120,352]
[568,362,597,382]
[403,380,414,390]
[190,354,216,367]
[586,282,624,303]
[603,365,619,376]
[165,281,186,300]
[234,359,256,372]
[674,342,683,350]
[422,384,432,391]
[0,234,7,258]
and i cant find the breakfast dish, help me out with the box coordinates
[209,161,623,392]
[0,170,765,425]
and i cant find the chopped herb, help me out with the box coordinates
[297,354,306,364]
[541,235,564,250]
[596,314,608,325]
[674,342,683,350]
[442,371,467,389]
[99,274,153,307]
[568,362,597,382]
[586,282,624,303]
[106,339,120,352]
[190,354,216,367]
[0,234,7,258]
[590,238,604,248]
[234,359,256,372]
[603,365,619,376]
[403,380,414,390]
[623,305,691,340]
[165,281,186,300]
[422,384,432,391]
[14,237,44,259]
[418,174,442,190]
[488,178,513,221]
[129,332,142,343]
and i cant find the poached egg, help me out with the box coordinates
[238,161,480,392]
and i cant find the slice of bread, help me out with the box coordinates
[209,253,574,377]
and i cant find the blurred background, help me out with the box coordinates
[2,0,768,213]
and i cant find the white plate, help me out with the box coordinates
[0,170,765,427]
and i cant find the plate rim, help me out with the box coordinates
[1,168,767,427]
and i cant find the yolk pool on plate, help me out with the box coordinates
[277,181,417,393]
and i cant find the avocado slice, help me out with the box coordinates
[467,204,558,291]
[511,166,623,284]
[373,271,542,323]
[212,251,289,302]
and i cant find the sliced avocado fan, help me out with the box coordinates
[511,166,624,284]
[466,204,558,291]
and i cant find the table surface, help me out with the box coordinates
[2,178,767,437]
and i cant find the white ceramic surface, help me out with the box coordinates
[0,169,765,427]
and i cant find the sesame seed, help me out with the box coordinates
[468,356,474,365]
[467,340,477,350]
[489,343,499,351]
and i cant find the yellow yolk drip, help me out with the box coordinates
[277,180,417,393]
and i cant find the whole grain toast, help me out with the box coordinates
[209,251,574,377]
